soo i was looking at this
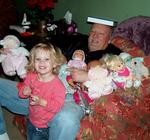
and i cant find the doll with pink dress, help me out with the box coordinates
[66,50,93,113]
[103,54,141,89]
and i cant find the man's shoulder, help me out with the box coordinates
[106,43,122,54]
[85,44,122,63]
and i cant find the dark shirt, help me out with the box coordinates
[85,43,122,63]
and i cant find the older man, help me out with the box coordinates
[71,18,122,83]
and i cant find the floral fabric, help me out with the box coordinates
[76,86,150,140]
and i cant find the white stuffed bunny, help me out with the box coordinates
[0,35,29,78]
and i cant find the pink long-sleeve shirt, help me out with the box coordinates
[18,72,66,128]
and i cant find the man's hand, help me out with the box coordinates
[67,68,88,83]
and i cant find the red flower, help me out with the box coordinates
[25,0,56,25]
[27,0,55,10]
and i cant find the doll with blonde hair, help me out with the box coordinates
[102,54,141,89]
[18,43,66,140]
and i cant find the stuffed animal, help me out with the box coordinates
[126,57,149,80]
[120,52,149,80]
[83,66,113,99]
[0,35,29,78]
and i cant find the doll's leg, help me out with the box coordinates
[133,80,141,88]
[16,57,28,78]
[2,59,16,76]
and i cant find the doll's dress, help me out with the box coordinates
[112,67,141,89]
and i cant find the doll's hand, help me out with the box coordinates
[68,79,76,88]
[0,48,11,54]
[23,86,31,96]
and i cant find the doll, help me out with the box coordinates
[68,49,87,70]
[67,49,87,88]
[66,50,93,113]
[103,54,141,89]
[0,35,29,78]
[83,65,113,99]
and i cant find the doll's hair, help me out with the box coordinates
[101,54,124,71]
[26,43,66,74]
[72,49,85,61]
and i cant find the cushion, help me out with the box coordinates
[112,16,150,55]
[111,36,145,57]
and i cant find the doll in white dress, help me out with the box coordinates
[0,35,29,78]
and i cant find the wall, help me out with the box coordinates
[14,0,26,22]
[53,0,150,34]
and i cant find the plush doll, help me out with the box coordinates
[103,54,141,89]
[83,66,113,99]
[0,35,29,78]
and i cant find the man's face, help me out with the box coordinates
[88,24,112,52]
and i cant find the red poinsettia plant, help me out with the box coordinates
[27,0,56,10]
[25,0,57,25]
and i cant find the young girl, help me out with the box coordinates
[18,43,66,140]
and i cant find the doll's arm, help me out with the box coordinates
[66,75,76,88]
[0,54,6,62]
[15,47,29,56]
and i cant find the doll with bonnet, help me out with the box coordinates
[67,50,87,87]
[66,50,93,113]
[67,49,87,89]
[0,35,29,79]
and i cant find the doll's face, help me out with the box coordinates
[73,50,84,61]
[4,40,17,49]
[111,62,124,72]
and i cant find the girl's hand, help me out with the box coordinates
[30,95,47,107]
[30,95,40,105]
[23,86,31,96]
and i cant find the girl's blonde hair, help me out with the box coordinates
[26,43,66,74]
[101,54,124,71]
